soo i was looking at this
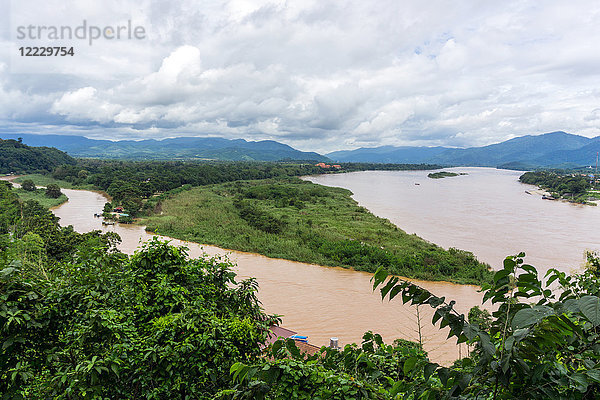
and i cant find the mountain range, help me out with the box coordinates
[0,134,327,162]
[327,131,600,168]
[1,131,599,168]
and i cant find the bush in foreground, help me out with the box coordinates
[1,239,277,399]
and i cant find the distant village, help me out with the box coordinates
[315,162,342,169]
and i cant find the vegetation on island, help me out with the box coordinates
[143,178,491,285]
[34,159,438,218]
[13,187,67,209]
[0,139,76,174]
[6,177,68,208]
[13,174,78,190]
[427,171,468,179]
[519,171,599,204]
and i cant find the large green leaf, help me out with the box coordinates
[579,296,600,326]
[403,356,419,375]
[511,305,554,330]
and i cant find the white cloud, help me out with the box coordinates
[2,0,600,152]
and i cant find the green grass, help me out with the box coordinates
[13,174,97,190]
[143,178,491,285]
[13,174,76,189]
[15,188,68,208]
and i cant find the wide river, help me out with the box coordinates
[40,167,599,365]
[307,167,600,275]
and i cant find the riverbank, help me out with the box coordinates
[14,187,68,208]
[49,186,483,365]
[519,171,599,206]
[142,178,492,285]
[12,173,79,189]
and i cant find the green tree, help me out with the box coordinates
[45,183,62,199]
[20,179,35,192]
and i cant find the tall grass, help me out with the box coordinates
[144,178,491,285]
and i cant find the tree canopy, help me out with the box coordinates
[0,139,75,174]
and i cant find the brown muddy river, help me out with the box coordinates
[49,186,481,365]
[45,167,600,364]
[307,167,600,275]
[12,167,600,364]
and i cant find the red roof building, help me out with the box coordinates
[265,326,321,355]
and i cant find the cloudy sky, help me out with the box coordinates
[1,0,600,153]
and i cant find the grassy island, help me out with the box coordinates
[427,171,467,179]
[143,178,491,285]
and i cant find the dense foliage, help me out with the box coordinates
[226,253,600,399]
[3,177,600,399]
[0,181,108,264]
[520,171,593,202]
[1,238,276,399]
[369,252,600,399]
[43,160,440,217]
[224,332,433,399]
[1,183,279,398]
[0,139,76,174]
[145,179,491,284]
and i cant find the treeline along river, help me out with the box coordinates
[48,167,600,365]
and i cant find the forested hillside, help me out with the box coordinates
[0,134,329,162]
[0,139,76,174]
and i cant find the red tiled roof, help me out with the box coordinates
[265,325,297,346]
[264,326,321,356]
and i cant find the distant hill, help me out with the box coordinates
[327,131,598,168]
[0,139,76,174]
[430,131,591,167]
[529,136,600,167]
[327,146,449,163]
[0,134,329,162]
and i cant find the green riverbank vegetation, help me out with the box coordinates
[519,170,598,205]
[1,180,277,398]
[427,171,468,179]
[13,187,67,209]
[144,178,491,285]
[13,174,77,189]
[42,160,440,218]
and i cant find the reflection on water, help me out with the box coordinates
[50,187,482,365]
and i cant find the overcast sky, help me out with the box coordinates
[1,0,600,153]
